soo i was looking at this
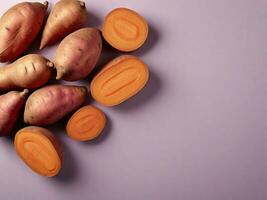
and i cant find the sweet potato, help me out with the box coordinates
[24,84,87,126]
[103,8,149,52]
[0,89,28,136]
[66,105,106,141]
[15,126,62,177]
[0,1,48,62]
[40,0,86,49]
[90,55,149,106]
[54,28,102,81]
[0,54,53,91]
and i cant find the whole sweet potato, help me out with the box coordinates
[0,54,53,91]
[40,0,86,49]
[24,84,87,126]
[0,1,48,62]
[54,28,102,81]
[0,89,28,136]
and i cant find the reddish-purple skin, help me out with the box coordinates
[0,2,48,62]
[0,90,28,136]
[54,28,102,81]
[24,85,87,126]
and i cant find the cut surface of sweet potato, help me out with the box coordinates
[66,105,106,141]
[103,8,148,52]
[90,55,149,106]
[14,126,62,177]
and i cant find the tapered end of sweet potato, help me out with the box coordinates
[40,36,50,50]
[55,68,64,80]
[46,61,54,68]
[20,89,29,97]
[79,1,86,8]
[40,41,45,50]
[43,1,49,8]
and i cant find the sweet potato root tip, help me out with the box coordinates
[90,55,149,106]
[43,1,48,8]
[15,126,62,177]
[40,42,45,50]
[103,8,149,52]
[46,61,54,68]
[55,69,64,80]
[79,1,86,8]
[66,105,106,141]
[20,89,29,97]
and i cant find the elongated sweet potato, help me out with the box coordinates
[66,105,106,141]
[0,1,48,62]
[90,55,149,106]
[0,54,53,91]
[54,28,102,81]
[0,89,28,136]
[15,126,62,177]
[24,84,87,126]
[40,0,86,49]
[103,8,149,52]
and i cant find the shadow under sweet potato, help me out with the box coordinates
[85,10,102,28]
[114,69,162,112]
[82,114,112,146]
[133,22,161,56]
[46,119,79,183]
[53,138,80,183]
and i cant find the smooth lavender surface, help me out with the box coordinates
[0,0,267,200]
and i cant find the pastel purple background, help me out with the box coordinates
[0,0,267,199]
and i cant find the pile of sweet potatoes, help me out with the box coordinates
[0,0,150,177]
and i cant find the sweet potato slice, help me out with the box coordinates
[103,8,148,52]
[14,126,62,177]
[66,105,106,141]
[90,55,149,106]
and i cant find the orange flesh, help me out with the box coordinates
[14,127,62,177]
[66,105,106,141]
[90,55,149,106]
[103,8,148,52]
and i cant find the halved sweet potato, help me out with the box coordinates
[15,126,62,177]
[90,55,149,106]
[66,105,106,141]
[103,8,149,52]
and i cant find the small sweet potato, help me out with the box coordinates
[66,105,106,141]
[24,84,87,126]
[0,1,48,62]
[40,0,86,49]
[15,126,62,177]
[54,28,102,81]
[0,54,53,91]
[0,89,28,136]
